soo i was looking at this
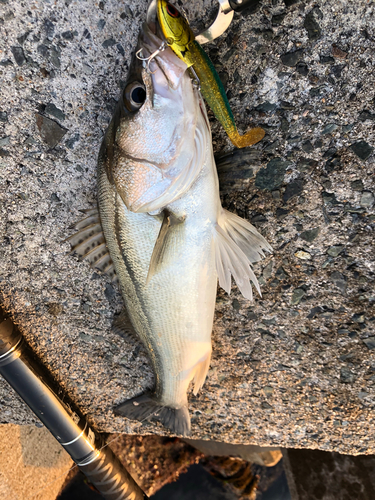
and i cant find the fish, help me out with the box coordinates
[156,0,265,149]
[67,7,271,436]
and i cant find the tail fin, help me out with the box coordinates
[114,393,191,436]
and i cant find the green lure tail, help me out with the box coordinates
[190,41,265,148]
[157,0,265,148]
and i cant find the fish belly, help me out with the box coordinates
[97,148,219,409]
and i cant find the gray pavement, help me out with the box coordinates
[0,0,374,455]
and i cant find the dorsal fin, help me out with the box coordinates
[65,206,117,282]
[111,307,139,342]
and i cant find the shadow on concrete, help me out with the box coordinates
[283,449,375,500]
[150,459,291,499]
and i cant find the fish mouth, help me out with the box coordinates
[138,5,188,95]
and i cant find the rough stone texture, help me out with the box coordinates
[0,0,374,455]
[0,424,72,500]
[108,435,203,497]
[283,448,375,500]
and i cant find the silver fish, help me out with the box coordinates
[68,15,271,436]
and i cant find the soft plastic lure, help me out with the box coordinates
[157,0,265,148]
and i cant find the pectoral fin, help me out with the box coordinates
[214,209,272,300]
[146,211,186,284]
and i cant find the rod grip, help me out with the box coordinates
[0,310,149,500]
[79,445,148,500]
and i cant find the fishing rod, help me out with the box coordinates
[0,306,148,500]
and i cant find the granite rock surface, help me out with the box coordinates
[0,0,374,454]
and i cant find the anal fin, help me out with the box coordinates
[192,351,211,395]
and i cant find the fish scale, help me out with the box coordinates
[69,16,271,436]
[98,103,218,413]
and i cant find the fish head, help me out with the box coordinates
[104,17,207,214]
[118,22,191,154]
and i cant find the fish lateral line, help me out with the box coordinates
[88,4,273,436]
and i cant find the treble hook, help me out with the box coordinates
[136,40,170,73]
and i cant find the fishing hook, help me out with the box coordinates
[136,39,170,73]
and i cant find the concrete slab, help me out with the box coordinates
[0,424,73,500]
[0,0,374,454]
[184,439,282,467]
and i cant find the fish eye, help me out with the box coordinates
[124,82,146,112]
[166,3,180,18]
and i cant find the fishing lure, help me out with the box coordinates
[156,0,265,149]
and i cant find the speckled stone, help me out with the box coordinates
[304,8,322,41]
[327,245,344,257]
[290,288,306,305]
[300,227,320,242]
[330,272,347,294]
[350,141,374,160]
[0,0,375,457]
[321,123,338,135]
[280,49,304,67]
[35,113,67,148]
[10,46,26,66]
[360,191,374,208]
[45,103,66,122]
[255,158,291,191]
[283,178,304,202]
[363,337,375,350]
